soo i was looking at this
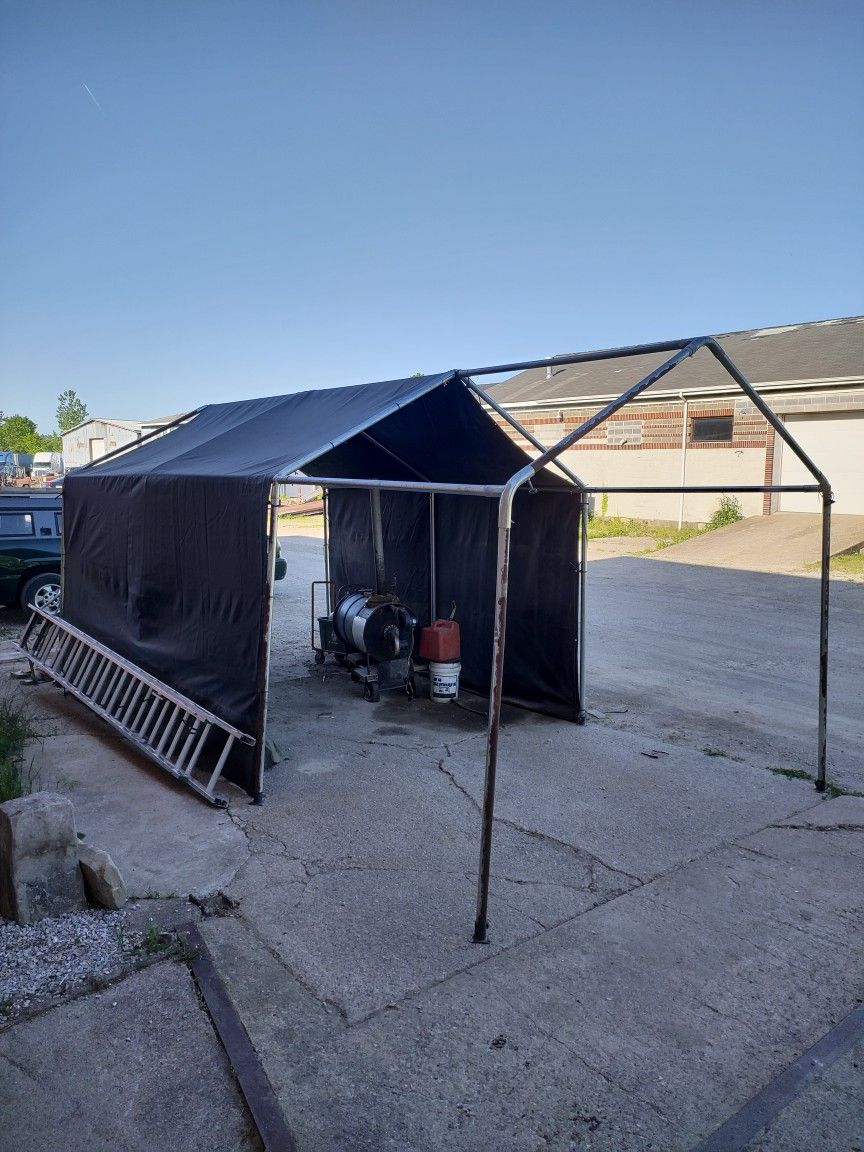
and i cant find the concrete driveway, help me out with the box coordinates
[3,528,862,1150]
[650,512,864,572]
[585,554,864,793]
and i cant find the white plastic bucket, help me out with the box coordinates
[430,660,461,703]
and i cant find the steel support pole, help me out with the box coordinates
[323,489,331,614]
[474,491,514,943]
[253,483,281,801]
[816,491,832,791]
[370,488,387,594]
[578,490,588,723]
[429,493,436,621]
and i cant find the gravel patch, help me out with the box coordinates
[0,907,155,1019]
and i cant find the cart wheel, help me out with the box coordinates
[364,682,380,703]
[314,650,326,665]
[406,676,416,701]
[334,653,346,666]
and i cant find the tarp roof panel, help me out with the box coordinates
[86,373,456,480]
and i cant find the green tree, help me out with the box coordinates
[56,389,88,433]
[0,414,41,453]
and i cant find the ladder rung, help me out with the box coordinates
[97,664,124,710]
[90,658,116,704]
[165,711,192,760]
[184,722,212,777]
[138,694,164,742]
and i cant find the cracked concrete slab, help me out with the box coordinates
[772,793,864,832]
[199,796,863,1152]
[0,959,260,1152]
[226,727,633,1021]
[446,718,821,881]
[19,687,249,899]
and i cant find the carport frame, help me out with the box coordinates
[274,336,831,943]
[461,335,832,941]
[77,340,831,940]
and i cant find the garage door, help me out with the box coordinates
[780,412,864,514]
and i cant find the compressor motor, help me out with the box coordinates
[331,589,417,701]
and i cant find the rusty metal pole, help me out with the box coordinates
[370,488,387,593]
[473,493,514,942]
[816,489,832,791]
[253,483,281,802]
[578,490,588,722]
[473,463,535,942]
[429,493,436,621]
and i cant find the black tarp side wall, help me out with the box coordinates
[63,473,270,791]
[327,488,580,719]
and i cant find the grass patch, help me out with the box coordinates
[278,512,324,531]
[587,516,705,550]
[0,694,39,804]
[767,766,812,783]
[767,765,864,799]
[807,553,864,579]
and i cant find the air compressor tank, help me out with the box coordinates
[332,591,417,662]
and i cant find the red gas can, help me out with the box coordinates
[418,619,461,662]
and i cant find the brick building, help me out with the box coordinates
[484,316,864,523]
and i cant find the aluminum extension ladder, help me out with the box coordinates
[16,607,255,807]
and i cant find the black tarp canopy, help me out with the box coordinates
[63,372,582,797]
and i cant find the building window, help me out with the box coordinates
[0,512,34,536]
[691,415,733,443]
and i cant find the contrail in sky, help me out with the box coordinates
[82,83,103,112]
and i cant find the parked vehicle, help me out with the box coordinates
[30,452,64,484]
[0,492,63,614]
[0,452,34,486]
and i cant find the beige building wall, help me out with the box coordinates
[555,446,765,522]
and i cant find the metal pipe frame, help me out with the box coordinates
[279,474,508,498]
[243,349,827,936]
[578,490,588,724]
[370,489,387,593]
[581,485,822,495]
[252,483,282,802]
[469,334,833,942]
[429,494,436,621]
[463,377,586,489]
[323,490,331,615]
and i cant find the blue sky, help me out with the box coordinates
[1,0,862,432]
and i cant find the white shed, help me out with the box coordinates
[61,416,180,470]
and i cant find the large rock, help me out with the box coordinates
[0,792,86,924]
[78,843,127,909]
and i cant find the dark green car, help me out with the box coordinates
[0,492,63,614]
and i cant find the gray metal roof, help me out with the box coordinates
[62,414,184,436]
[485,316,864,407]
